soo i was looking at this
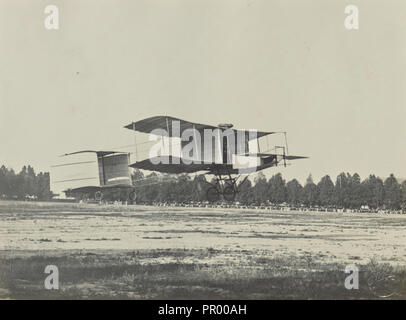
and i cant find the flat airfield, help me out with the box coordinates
[1,201,405,299]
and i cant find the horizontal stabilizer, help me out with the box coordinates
[284,155,308,160]
[62,150,126,157]
[243,153,308,160]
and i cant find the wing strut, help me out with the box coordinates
[133,122,138,161]
[284,132,289,155]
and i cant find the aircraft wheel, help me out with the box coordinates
[95,191,103,201]
[223,186,236,202]
[128,190,136,203]
[206,187,220,203]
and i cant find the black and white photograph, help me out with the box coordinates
[0,0,406,306]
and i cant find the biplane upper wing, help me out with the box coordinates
[124,116,217,135]
[124,116,274,140]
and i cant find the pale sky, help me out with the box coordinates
[1,0,405,189]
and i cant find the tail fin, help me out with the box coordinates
[62,150,132,187]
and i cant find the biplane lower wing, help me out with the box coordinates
[66,186,101,194]
[58,150,136,201]
[64,184,136,202]
[129,154,307,175]
[130,156,214,174]
[67,184,134,194]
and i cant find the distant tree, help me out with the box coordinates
[5,168,17,198]
[317,175,335,207]
[334,172,352,208]
[174,174,194,203]
[26,165,37,196]
[0,165,51,200]
[302,174,318,206]
[401,180,406,212]
[35,172,51,200]
[253,172,268,204]
[191,174,209,202]
[140,172,160,203]
[236,178,254,205]
[158,179,176,203]
[16,166,28,199]
[383,174,402,210]
[348,173,363,209]
[361,175,384,209]
[131,169,145,185]
[268,173,286,204]
[0,165,7,197]
[286,179,303,206]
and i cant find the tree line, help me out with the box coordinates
[0,165,51,200]
[1,163,405,211]
[132,170,406,211]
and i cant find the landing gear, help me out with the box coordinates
[80,193,89,203]
[205,174,238,203]
[92,188,136,204]
[223,185,236,202]
[128,190,136,204]
[95,191,103,201]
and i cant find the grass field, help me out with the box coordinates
[0,201,405,299]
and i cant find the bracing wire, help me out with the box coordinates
[51,161,96,168]
[53,177,98,183]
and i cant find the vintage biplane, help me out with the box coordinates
[124,116,307,202]
[56,150,136,202]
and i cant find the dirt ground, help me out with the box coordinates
[0,201,405,299]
